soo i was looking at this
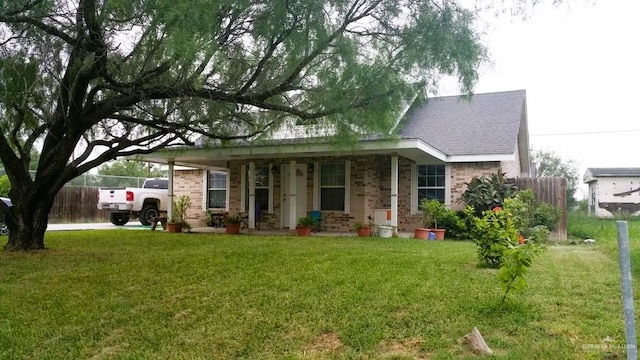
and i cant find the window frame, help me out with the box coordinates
[417,164,446,205]
[320,162,347,212]
[207,170,228,210]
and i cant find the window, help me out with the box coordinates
[208,171,227,209]
[320,162,345,211]
[245,164,270,211]
[417,165,445,204]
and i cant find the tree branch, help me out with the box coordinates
[0,14,76,45]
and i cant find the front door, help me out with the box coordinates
[282,164,307,228]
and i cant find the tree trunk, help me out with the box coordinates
[3,199,53,251]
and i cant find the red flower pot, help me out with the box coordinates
[414,227,430,240]
[357,226,372,237]
[225,223,241,234]
[296,226,312,236]
[432,228,446,240]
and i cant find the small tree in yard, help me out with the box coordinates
[466,191,554,304]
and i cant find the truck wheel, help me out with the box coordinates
[110,212,130,226]
[0,220,8,236]
[139,205,159,226]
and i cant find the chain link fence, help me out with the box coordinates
[0,169,158,188]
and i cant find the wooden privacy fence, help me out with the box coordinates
[512,177,567,242]
[49,186,109,223]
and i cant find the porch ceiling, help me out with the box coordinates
[138,139,447,168]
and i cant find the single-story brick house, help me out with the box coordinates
[584,167,640,217]
[142,89,532,232]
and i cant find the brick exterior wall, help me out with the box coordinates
[449,162,502,211]
[174,169,206,226]
[174,157,521,231]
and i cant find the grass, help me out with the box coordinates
[568,211,640,276]
[0,230,636,359]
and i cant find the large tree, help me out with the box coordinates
[531,149,580,209]
[0,0,487,251]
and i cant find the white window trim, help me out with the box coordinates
[319,161,350,212]
[415,164,450,208]
[345,160,351,214]
[444,164,451,207]
[312,162,319,210]
[202,171,207,211]
[268,164,274,213]
[410,163,417,214]
[240,164,246,211]
[206,169,229,211]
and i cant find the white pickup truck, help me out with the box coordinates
[97,178,169,226]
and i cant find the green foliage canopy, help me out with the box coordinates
[0,0,489,250]
[531,149,579,208]
[98,160,165,178]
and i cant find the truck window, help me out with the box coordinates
[143,179,168,189]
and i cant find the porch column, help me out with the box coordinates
[391,155,399,229]
[167,160,174,221]
[289,159,297,230]
[248,162,256,229]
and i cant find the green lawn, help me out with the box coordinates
[0,230,635,359]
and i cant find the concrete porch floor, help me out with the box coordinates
[188,226,415,238]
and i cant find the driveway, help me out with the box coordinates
[46,223,148,231]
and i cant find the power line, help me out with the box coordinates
[530,129,640,137]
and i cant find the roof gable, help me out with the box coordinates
[397,90,527,156]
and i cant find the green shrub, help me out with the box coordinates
[297,216,317,228]
[533,202,561,231]
[419,199,446,229]
[465,206,518,268]
[460,172,519,216]
[504,190,560,237]
[497,224,548,304]
[438,210,467,240]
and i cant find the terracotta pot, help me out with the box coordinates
[296,226,312,237]
[432,228,446,240]
[225,223,241,234]
[167,222,183,233]
[414,227,430,240]
[357,226,372,237]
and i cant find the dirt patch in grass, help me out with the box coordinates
[303,331,344,357]
[377,338,431,359]
[90,329,129,360]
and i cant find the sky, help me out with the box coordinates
[438,0,639,199]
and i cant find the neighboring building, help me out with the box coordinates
[584,167,640,217]
[141,90,531,232]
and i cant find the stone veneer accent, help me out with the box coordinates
[173,158,523,231]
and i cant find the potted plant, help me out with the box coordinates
[354,221,372,237]
[420,199,447,240]
[296,216,316,236]
[224,214,242,234]
[414,224,430,240]
[167,195,191,233]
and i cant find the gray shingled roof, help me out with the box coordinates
[398,90,526,156]
[586,168,640,177]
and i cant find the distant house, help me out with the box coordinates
[142,90,532,232]
[584,167,640,217]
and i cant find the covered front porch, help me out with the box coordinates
[140,139,449,232]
